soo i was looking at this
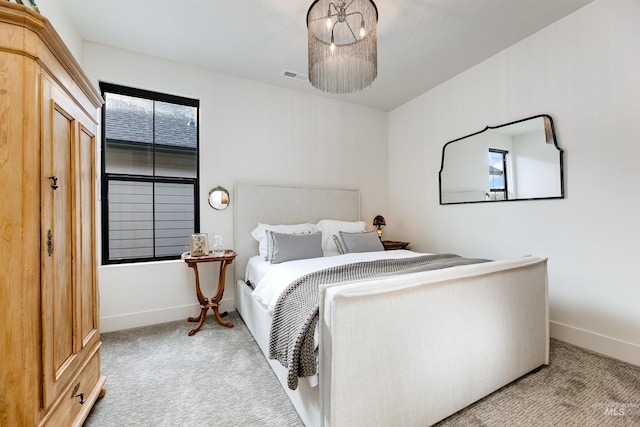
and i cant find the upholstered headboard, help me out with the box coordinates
[234,184,360,281]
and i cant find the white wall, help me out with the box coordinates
[37,0,83,61]
[80,43,389,332]
[389,0,640,365]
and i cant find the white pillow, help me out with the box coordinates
[316,219,366,256]
[250,223,318,259]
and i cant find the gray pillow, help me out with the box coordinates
[339,231,384,253]
[266,229,314,261]
[270,231,323,264]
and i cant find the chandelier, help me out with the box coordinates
[306,0,378,94]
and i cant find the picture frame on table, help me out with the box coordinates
[190,233,209,257]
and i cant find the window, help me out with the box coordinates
[100,83,199,264]
[488,149,508,201]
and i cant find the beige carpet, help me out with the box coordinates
[85,312,301,426]
[85,312,640,426]
[436,339,640,426]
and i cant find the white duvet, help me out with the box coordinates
[248,250,425,313]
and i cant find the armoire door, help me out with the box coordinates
[76,119,99,351]
[41,75,77,409]
[40,73,101,412]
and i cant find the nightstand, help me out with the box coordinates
[182,250,237,335]
[382,240,410,250]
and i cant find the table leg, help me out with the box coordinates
[186,262,211,336]
[184,256,235,334]
[210,259,234,328]
[187,307,208,336]
[212,305,233,328]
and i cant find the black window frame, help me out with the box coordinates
[100,82,200,265]
[488,148,509,201]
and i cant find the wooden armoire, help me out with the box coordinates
[0,3,105,426]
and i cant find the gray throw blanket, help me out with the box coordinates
[268,254,490,390]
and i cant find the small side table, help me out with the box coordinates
[382,240,410,250]
[182,250,237,336]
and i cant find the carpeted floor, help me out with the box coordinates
[436,338,640,427]
[85,312,640,426]
[84,312,301,426]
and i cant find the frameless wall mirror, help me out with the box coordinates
[439,114,564,204]
[208,186,230,210]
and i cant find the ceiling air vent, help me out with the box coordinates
[282,70,308,82]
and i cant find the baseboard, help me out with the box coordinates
[100,299,235,333]
[550,320,640,367]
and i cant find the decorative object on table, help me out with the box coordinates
[212,234,224,256]
[372,214,386,239]
[208,186,230,210]
[190,233,209,256]
[306,0,378,94]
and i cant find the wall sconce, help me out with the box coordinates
[208,186,230,210]
[373,215,386,239]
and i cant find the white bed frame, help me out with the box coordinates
[234,184,549,427]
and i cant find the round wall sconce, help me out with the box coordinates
[208,186,230,210]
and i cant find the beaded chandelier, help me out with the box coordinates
[306,0,378,94]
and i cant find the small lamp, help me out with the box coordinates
[373,215,386,239]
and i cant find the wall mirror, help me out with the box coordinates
[439,114,564,204]
[208,186,230,210]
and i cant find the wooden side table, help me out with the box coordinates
[182,250,237,336]
[382,240,410,250]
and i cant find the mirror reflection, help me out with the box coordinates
[208,186,230,210]
[439,115,564,204]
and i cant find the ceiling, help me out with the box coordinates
[58,0,593,111]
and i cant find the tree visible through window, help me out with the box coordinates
[488,148,508,201]
[100,83,199,264]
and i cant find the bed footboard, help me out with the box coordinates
[319,256,548,427]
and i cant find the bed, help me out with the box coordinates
[234,184,549,427]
